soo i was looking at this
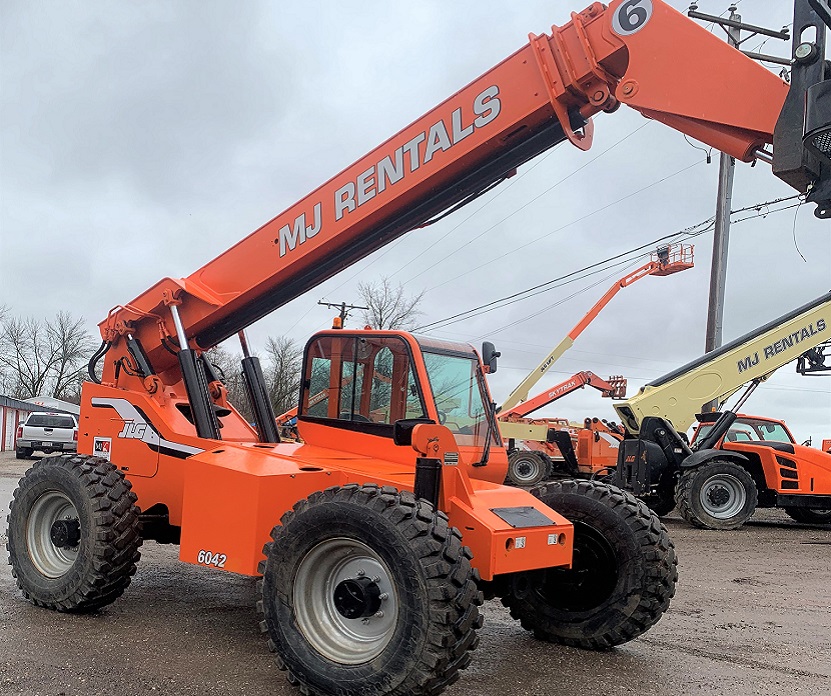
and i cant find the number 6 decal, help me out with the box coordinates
[612,0,653,36]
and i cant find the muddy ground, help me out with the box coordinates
[1,451,829,696]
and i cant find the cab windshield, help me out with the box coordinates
[422,350,499,450]
[694,417,794,444]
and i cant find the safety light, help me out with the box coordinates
[803,80,831,162]
[331,316,343,329]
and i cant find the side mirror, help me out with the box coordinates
[392,418,436,446]
[481,341,500,374]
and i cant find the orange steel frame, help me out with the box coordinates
[79,1,788,582]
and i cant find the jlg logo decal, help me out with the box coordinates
[118,422,147,439]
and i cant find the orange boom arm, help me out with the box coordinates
[97,0,786,388]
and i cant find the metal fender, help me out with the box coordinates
[681,448,748,469]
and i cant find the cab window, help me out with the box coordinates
[301,335,426,429]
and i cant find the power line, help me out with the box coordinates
[415,192,806,334]
[420,159,706,295]
[398,122,652,287]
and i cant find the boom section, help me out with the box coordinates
[615,291,831,435]
[98,1,785,381]
[500,244,693,412]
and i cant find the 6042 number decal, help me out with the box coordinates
[196,550,227,568]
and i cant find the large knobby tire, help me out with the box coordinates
[505,451,550,487]
[676,461,758,530]
[500,479,677,649]
[7,454,142,612]
[257,484,483,696]
[784,507,831,525]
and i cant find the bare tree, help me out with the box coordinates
[206,337,302,420]
[357,277,424,330]
[0,311,95,402]
[50,312,96,400]
[264,336,303,415]
[205,345,252,421]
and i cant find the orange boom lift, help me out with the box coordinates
[498,244,693,485]
[7,2,830,694]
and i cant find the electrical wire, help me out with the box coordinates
[397,122,652,287]
[420,159,705,295]
[415,192,807,334]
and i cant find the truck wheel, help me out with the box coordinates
[676,461,758,530]
[15,447,33,459]
[506,451,550,486]
[6,454,142,611]
[499,479,677,649]
[258,484,483,696]
[784,507,831,524]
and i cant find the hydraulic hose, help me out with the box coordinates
[87,340,111,384]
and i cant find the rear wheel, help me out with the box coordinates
[785,507,831,524]
[676,461,758,530]
[15,447,33,459]
[7,454,142,611]
[499,479,677,649]
[506,451,550,487]
[258,484,483,696]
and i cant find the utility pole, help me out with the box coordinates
[705,4,741,355]
[317,300,369,327]
[687,3,791,410]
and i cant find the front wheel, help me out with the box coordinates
[785,507,831,524]
[7,454,142,611]
[500,479,677,649]
[258,484,483,696]
[676,461,758,530]
[505,451,550,487]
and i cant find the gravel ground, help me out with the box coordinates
[1,450,829,696]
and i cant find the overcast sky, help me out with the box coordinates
[1,0,829,443]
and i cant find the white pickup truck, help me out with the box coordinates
[15,412,78,459]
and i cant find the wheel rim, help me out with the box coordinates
[292,538,399,664]
[26,490,80,578]
[512,455,542,484]
[699,474,746,519]
[533,520,618,612]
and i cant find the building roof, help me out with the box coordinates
[0,395,75,415]
[23,396,81,415]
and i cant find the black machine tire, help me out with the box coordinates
[499,479,677,649]
[676,460,758,531]
[784,507,831,524]
[258,484,483,696]
[15,447,33,460]
[505,451,550,487]
[6,454,142,612]
[644,479,677,517]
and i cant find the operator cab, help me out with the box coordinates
[692,414,796,446]
[297,331,501,457]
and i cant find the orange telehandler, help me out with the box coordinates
[498,244,693,484]
[6,2,830,694]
